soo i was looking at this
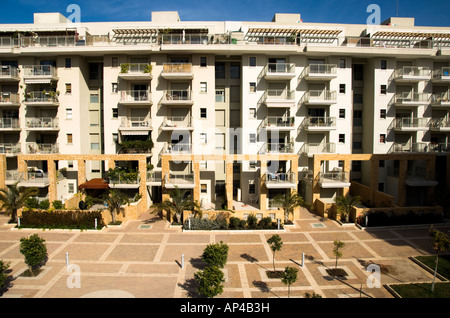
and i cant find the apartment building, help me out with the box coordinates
[0,11,449,215]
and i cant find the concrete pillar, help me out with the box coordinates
[77,159,86,187]
[312,156,321,207]
[193,161,200,203]
[138,158,147,208]
[107,159,116,171]
[0,155,6,189]
[161,157,170,201]
[225,160,234,209]
[342,159,351,196]
[370,158,379,204]
[397,159,408,206]
[290,156,298,194]
[48,159,57,203]
[259,159,267,210]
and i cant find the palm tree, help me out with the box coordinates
[0,182,38,223]
[272,190,309,224]
[103,189,129,224]
[335,194,361,223]
[151,186,199,224]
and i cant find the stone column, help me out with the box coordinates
[225,160,234,209]
[161,157,170,201]
[290,156,298,194]
[138,158,147,208]
[193,161,200,203]
[342,159,351,196]
[259,158,267,211]
[48,159,57,203]
[0,155,6,189]
[370,158,379,204]
[312,156,321,207]
[77,159,86,188]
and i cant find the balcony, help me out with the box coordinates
[160,116,193,131]
[118,117,152,135]
[388,142,428,154]
[318,171,350,188]
[261,63,296,81]
[164,172,195,189]
[5,170,21,185]
[261,89,295,107]
[298,142,336,157]
[405,169,438,187]
[0,143,21,156]
[161,63,193,80]
[26,142,59,154]
[391,66,431,83]
[161,34,211,45]
[301,116,336,131]
[22,65,58,84]
[431,67,450,83]
[161,90,193,106]
[0,92,20,106]
[118,63,152,80]
[427,143,450,153]
[429,118,450,132]
[0,118,20,131]
[300,90,337,105]
[430,92,450,107]
[18,171,50,188]
[146,170,162,185]
[108,173,140,189]
[260,116,295,131]
[265,172,296,189]
[301,64,337,81]
[391,117,429,132]
[25,117,59,131]
[0,65,20,82]
[23,91,59,106]
[164,142,192,155]
[118,90,152,105]
[259,142,294,155]
[393,92,430,106]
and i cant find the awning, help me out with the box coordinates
[113,29,158,35]
[24,79,52,84]
[372,31,450,39]
[246,28,342,37]
[78,178,109,190]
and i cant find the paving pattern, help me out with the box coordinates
[0,209,448,298]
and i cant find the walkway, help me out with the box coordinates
[0,208,448,298]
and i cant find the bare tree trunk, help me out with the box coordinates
[432,253,439,292]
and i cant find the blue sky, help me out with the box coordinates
[1,0,449,26]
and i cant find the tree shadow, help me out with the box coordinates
[251,280,279,298]
[240,253,258,263]
[177,278,200,298]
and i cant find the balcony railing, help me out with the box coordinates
[108,173,140,185]
[263,116,295,128]
[25,117,59,129]
[388,142,428,153]
[300,90,337,104]
[0,92,20,104]
[247,35,297,45]
[393,92,430,105]
[0,118,20,129]
[164,143,192,154]
[161,34,210,45]
[392,66,431,81]
[265,172,296,184]
[261,63,296,79]
[24,91,59,103]
[0,37,19,48]
[431,92,450,105]
[23,171,49,184]
[301,64,337,78]
[260,142,294,154]
[432,67,450,80]
[147,171,162,183]
[22,65,57,78]
[0,65,19,79]
[299,142,336,155]
[427,143,450,153]
[26,142,59,154]
[120,117,152,128]
[0,143,21,155]
[119,63,152,75]
[301,116,336,129]
[162,116,193,128]
[119,90,151,103]
[162,63,192,74]
[165,173,195,185]
[162,90,192,102]
[429,118,450,129]
[319,171,349,183]
[391,117,429,129]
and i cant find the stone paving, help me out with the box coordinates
[0,208,448,298]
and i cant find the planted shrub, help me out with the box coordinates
[229,217,244,230]
[184,217,228,230]
[201,241,229,268]
[0,260,10,291]
[259,217,275,229]
[39,200,50,210]
[19,210,105,230]
[52,200,64,210]
[246,214,258,229]
[25,197,40,209]
[19,234,47,276]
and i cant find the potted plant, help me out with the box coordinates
[120,63,130,74]
[143,64,152,74]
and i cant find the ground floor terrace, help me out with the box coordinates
[0,208,448,299]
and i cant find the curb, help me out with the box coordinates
[409,256,449,282]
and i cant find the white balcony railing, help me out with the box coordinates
[119,90,151,102]
[162,90,192,102]
[120,117,151,128]
[26,142,59,154]
[0,92,20,104]
[164,143,192,154]
[263,63,296,76]
[25,117,59,129]
[162,63,192,74]
[427,143,450,153]
[301,116,336,128]
[165,173,195,185]
[0,118,20,129]
[265,172,296,184]
[391,117,429,129]
[319,171,350,184]
[0,143,21,155]
[302,64,337,77]
[394,92,430,104]
[299,142,336,155]
[162,116,193,128]
[22,65,57,78]
[147,171,162,183]
[161,34,210,45]
[0,65,19,78]
[263,116,295,128]
[388,142,428,153]
[24,91,59,103]
[393,66,431,78]
[300,90,337,104]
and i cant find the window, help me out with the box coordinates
[68,161,74,169]
[91,143,100,150]
[112,108,118,118]
[201,184,207,193]
[65,83,72,94]
[339,58,346,68]
[249,57,256,67]
[339,83,346,94]
[65,58,72,68]
[200,161,207,169]
[215,88,225,102]
[200,133,207,144]
[379,160,385,168]
[200,82,207,93]
[90,93,99,104]
[353,93,363,103]
[353,110,362,126]
[380,59,387,70]
[339,109,346,118]
[249,133,256,143]
[200,108,207,119]
[249,184,256,194]
[352,160,361,172]
[67,133,73,144]
[112,57,119,67]
[215,62,225,79]
[380,85,387,95]
[230,85,240,102]
[380,109,386,119]
[379,134,386,143]
[200,57,207,67]
[249,161,256,169]
[249,82,256,93]
[339,134,345,143]
[68,183,75,194]
[66,108,72,119]
[249,108,256,119]
[112,83,118,93]
[338,160,344,168]
[230,63,240,79]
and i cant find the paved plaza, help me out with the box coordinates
[0,208,448,299]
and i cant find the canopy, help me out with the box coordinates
[78,178,109,190]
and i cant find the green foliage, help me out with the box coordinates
[281,266,299,298]
[25,197,40,209]
[272,191,309,223]
[259,217,274,229]
[246,213,258,229]
[19,234,47,275]
[229,217,246,230]
[194,265,225,298]
[39,199,50,210]
[102,189,129,224]
[52,200,64,210]
[19,210,105,230]
[118,138,153,154]
[0,182,38,222]
[143,64,152,73]
[107,166,139,184]
[153,186,200,224]
[267,234,283,272]
[305,291,322,298]
[333,240,345,268]
[120,63,129,73]
[201,241,229,268]
[0,260,10,291]
[335,195,361,223]
[184,217,228,230]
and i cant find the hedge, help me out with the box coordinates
[19,210,105,230]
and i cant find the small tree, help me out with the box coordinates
[333,240,345,269]
[151,186,199,224]
[267,234,283,272]
[272,191,309,224]
[429,226,450,292]
[0,260,11,292]
[281,266,298,298]
[0,181,38,223]
[201,241,229,268]
[335,195,361,223]
[19,234,47,276]
[194,265,225,298]
[103,189,129,224]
